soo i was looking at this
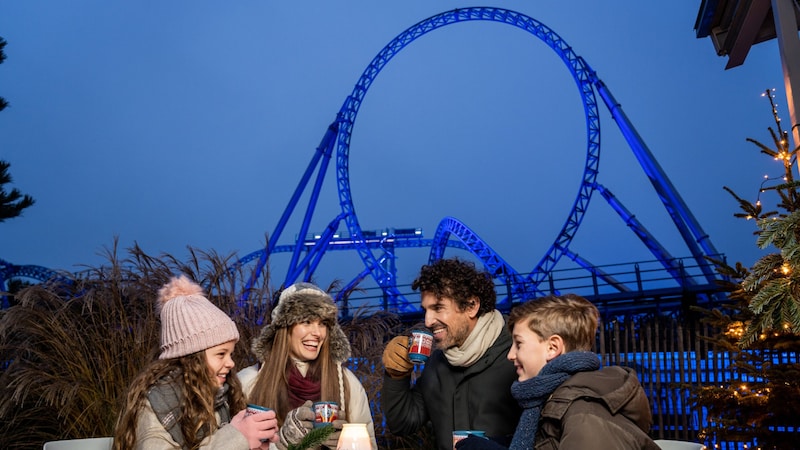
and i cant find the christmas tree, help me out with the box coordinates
[691,89,800,449]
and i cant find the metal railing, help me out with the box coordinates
[338,255,725,318]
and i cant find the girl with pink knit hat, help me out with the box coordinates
[113,275,279,450]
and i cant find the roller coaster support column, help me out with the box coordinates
[592,77,719,284]
[0,274,6,309]
[593,182,694,287]
[0,259,9,308]
[241,121,339,304]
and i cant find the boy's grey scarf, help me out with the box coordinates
[509,351,600,450]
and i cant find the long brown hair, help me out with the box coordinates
[248,324,350,425]
[113,351,247,450]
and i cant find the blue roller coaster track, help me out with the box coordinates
[2,7,725,314]
[236,7,723,311]
[0,258,72,308]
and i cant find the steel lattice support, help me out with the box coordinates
[235,7,723,311]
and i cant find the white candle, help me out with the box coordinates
[336,423,371,450]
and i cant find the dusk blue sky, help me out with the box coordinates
[0,1,786,292]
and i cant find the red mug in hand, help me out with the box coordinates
[408,329,433,364]
[313,401,339,428]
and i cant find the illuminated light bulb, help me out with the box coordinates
[781,262,791,275]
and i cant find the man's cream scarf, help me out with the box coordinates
[444,309,504,367]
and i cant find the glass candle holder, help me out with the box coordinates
[336,423,371,450]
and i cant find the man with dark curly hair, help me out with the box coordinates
[381,257,521,450]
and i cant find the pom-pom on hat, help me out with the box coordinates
[157,275,240,359]
[252,282,351,363]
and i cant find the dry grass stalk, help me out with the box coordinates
[0,240,433,449]
[0,242,272,449]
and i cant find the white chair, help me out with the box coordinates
[43,437,113,450]
[654,439,706,450]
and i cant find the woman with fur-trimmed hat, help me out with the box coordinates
[113,275,280,450]
[240,282,377,450]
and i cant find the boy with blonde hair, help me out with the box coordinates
[457,294,660,450]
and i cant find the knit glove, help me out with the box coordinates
[277,400,314,450]
[383,335,413,378]
[455,435,507,450]
[321,410,347,449]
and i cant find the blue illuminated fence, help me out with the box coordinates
[596,318,799,450]
[345,316,798,450]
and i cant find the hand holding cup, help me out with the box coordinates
[382,335,414,378]
[230,406,279,448]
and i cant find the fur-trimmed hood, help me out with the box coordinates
[251,282,351,364]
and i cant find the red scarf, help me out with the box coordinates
[287,363,321,409]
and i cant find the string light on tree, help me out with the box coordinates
[691,88,800,449]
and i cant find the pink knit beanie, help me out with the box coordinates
[157,275,240,359]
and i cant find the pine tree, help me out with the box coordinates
[691,89,800,449]
[0,37,35,222]
[288,426,336,450]
[0,37,8,111]
[0,160,35,222]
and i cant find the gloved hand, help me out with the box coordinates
[455,435,507,450]
[383,335,414,378]
[229,408,279,448]
[277,400,314,450]
[321,410,347,449]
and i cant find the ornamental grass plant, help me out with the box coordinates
[0,241,434,449]
[0,241,271,449]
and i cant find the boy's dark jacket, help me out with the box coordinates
[535,366,660,449]
[457,365,660,450]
